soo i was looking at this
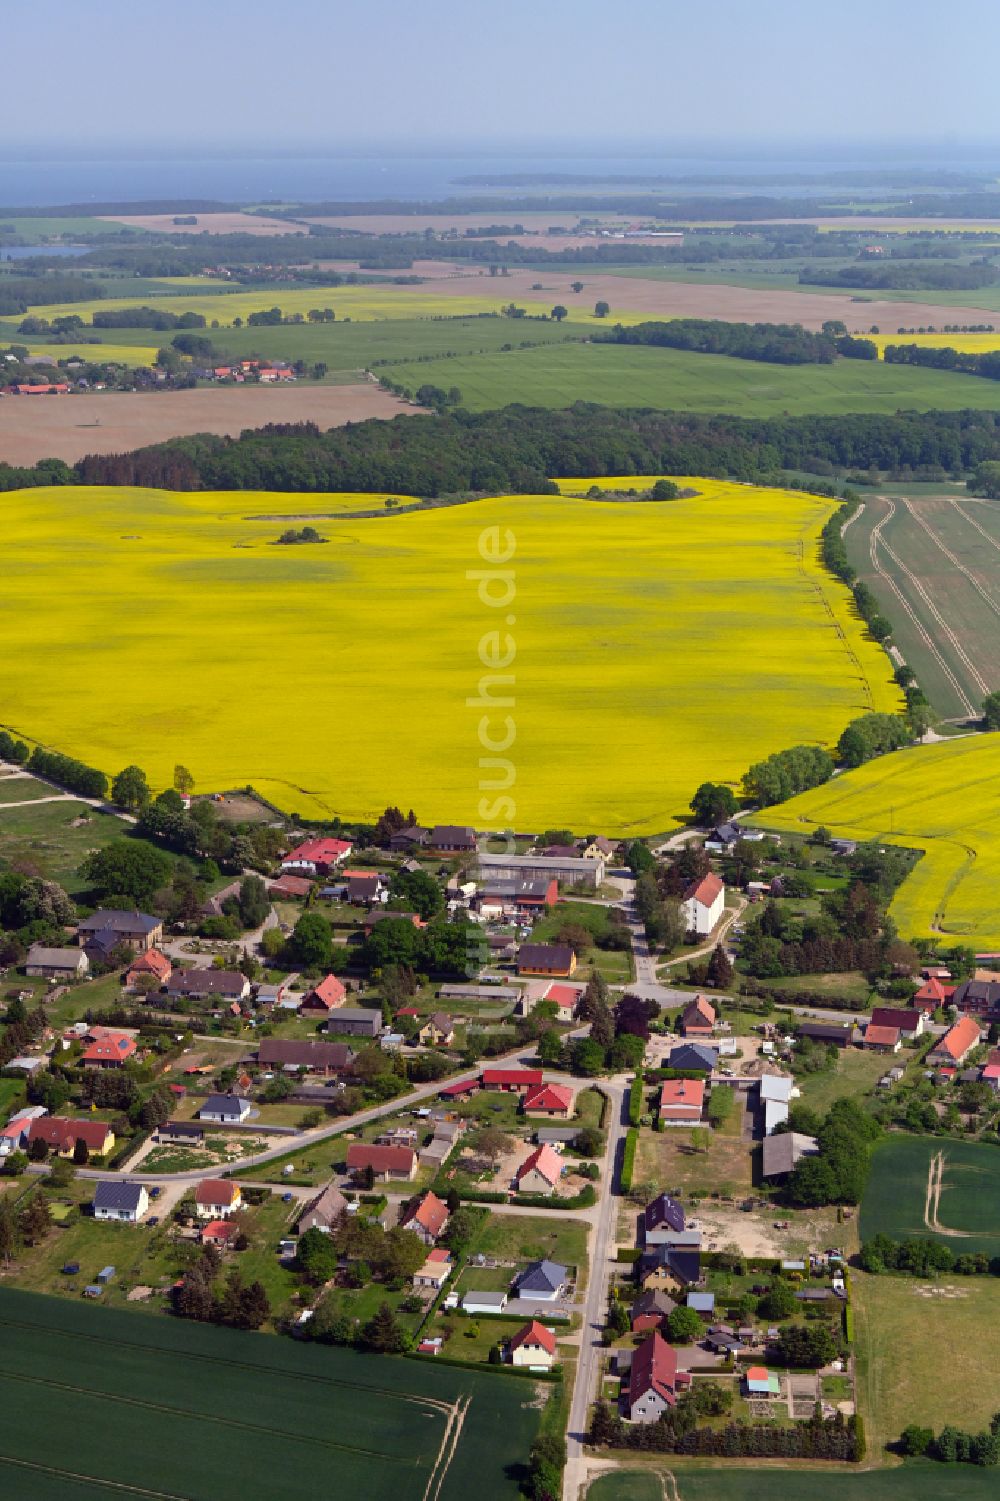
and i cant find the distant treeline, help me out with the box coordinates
[596,318,877,365]
[885,343,1000,380]
[0,274,106,315]
[801,260,998,291]
[58,406,1000,497]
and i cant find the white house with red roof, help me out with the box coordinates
[81,1032,138,1068]
[659,1077,705,1124]
[281,837,352,876]
[542,982,583,1023]
[194,1179,242,1219]
[508,1320,557,1370]
[522,1082,575,1118]
[514,1143,564,1193]
[400,1191,449,1245]
[927,1015,982,1068]
[682,873,725,936]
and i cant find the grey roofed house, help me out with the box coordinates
[686,1291,715,1315]
[666,1043,718,1073]
[631,1289,676,1323]
[166,969,249,1000]
[536,1125,582,1145]
[92,1180,145,1217]
[516,1258,568,1298]
[324,1007,382,1037]
[462,1290,508,1313]
[298,1183,348,1233]
[643,1192,685,1238]
[797,1021,857,1047]
[761,1131,819,1180]
[257,1038,354,1072]
[25,944,88,978]
[438,983,520,1002]
[639,1245,702,1287]
[78,909,160,937]
[199,1093,251,1122]
[157,1121,204,1143]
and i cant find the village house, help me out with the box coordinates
[77,910,163,954]
[28,1117,115,1158]
[630,1289,677,1333]
[952,978,1000,1022]
[198,1094,252,1125]
[388,825,431,852]
[642,1193,690,1247]
[399,1190,449,1245]
[81,1031,138,1069]
[344,870,389,906]
[517,943,577,978]
[413,1247,453,1291]
[268,874,313,901]
[194,1180,242,1219]
[541,982,582,1022]
[681,873,725,937]
[522,1082,575,1118]
[482,1067,544,1094]
[476,851,604,891]
[280,837,352,876]
[166,970,250,1003]
[125,948,172,988]
[626,1331,691,1422]
[869,1006,924,1040]
[429,824,476,854]
[418,1013,455,1047]
[515,1259,568,1302]
[678,995,716,1037]
[508,1320,557,1370]
[759,1074,795,1135]
[913,975,956,1010]
[761,1131,819,1181]
[659,1078,705,1124]
[863,1024,902,1054]
[201,1219,239,1248]
[92,1181,148,1224]
[25,945,89,980]
[477,877,559,919]
[666,1043,718,1073]
[346,1143,416,1182]
[298,1183,349,1234]
[514,1143,563,1194]
[325,1007,383,1038]
[258,1038,354,1075]
[745,1366,782,1399]
[796,1021,856,1048]
[300,974,347,1014]
[927,1014,982,1067]
[637,1246,702,1294]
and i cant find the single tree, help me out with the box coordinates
[173,764,195,796]
[550,305,568,322]
[666,1304,704,1343]
[111,764,151,813]
[594,300,610,318]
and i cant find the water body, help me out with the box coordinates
[0,150,997,208]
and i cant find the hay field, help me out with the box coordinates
[0,1287,535,1500]
[0,479,897,833]
[861,1136,1000,1254]
[756,735,1000,944]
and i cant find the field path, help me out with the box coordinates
[923,1149,973,1236]
[903,497,1000,622]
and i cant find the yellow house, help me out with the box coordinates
[509,1320,557,1369]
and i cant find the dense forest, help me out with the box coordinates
[884,343,1000,380]
[39,406,1000,497]
[597,318,877,365]
[801,260,998,291]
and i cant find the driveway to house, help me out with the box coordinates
[564,1077,628,1499]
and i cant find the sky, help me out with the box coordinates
[6,0,999,156]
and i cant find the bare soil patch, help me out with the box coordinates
[0,382,409,465]
[408,265,1000,332]
[99,211,306,236]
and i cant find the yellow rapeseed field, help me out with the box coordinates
[0,479,898,833]
[756,734,1000,946]
[16,342,161,367]
[870,331,1000,358]
[15,284,643,329]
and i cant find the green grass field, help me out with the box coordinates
[0,776,56,804]
[0,1287,538,1500]
[1,478,897,833]
[844,494,1000,721]
[756,734,1000,945]
[0,798,137,895]
[380,341,1000,416]
[853,1267,1000,1458]
[588,1467,1000,1501]
[860,1135,1000,1255]
[793,1049,893,1116]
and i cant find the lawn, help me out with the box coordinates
[0,1286,538,1501]
[634,1124,753,1201]
[793,1049,892,1116]
[853,1268,1000,1459]
[860,1134,1000,1255]
[0,776,58,804]
[1,479,898,833]
[754,734,1000,946]
[0,799,130,894]
[380,340,1000,416]
[476,1212,589,1287]
[589,1467,1000,1501]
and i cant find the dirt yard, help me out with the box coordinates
[100,212,307,235]
[0,382,409,465]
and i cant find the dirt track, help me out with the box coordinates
[0,383,408,466]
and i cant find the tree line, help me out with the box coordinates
[885,342,1000,380]
[596,318,877,366]
[590,1398,862,1461]
[58,406,1000,497]
[801,261,998,291]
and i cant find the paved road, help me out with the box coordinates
[564,1078,628,1498]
